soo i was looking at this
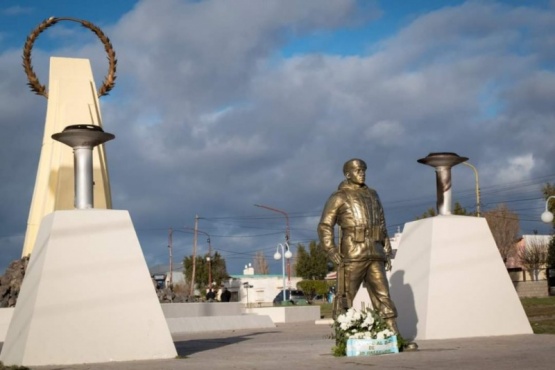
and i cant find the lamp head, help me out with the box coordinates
[284,250,293,259]
[541,211,554,223]
[274,252,281,260]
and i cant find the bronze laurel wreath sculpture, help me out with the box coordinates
[22,17,117,98]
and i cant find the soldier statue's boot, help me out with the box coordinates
[384,318,400,335]
[384,318,419,351]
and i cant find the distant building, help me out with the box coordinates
[223,263,303,306]
[506,234,551,282]
[149,264,185,289]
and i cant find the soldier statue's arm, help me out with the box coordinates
[375,192,393,270]
[318,192,343,265]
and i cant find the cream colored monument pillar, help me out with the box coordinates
[22,57,112,257]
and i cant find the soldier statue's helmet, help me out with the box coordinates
[343,158,367,174]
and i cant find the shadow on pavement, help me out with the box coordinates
[174,330,279,357]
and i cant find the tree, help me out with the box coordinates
[416,202,471,219]
[518,236,549,281]
[548,236,555,268]
[416,207,436,219]
[453,202,470,215]
[542,184,555,267]
[295,241,328,280]
[543,183,555,227]
[183,252,229,289]
[295,244,310,278]
[483,204,520,262]
[253,251,269,274]
[543,182,555,200]
[297,280,329,301]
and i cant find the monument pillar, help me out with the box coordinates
[1,17,177,366]
[21,17,117,257]
[22,56,113,256]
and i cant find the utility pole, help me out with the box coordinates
[168,227,173,286]
[191,215,199,297]
[178,225,211,294]
[254,204,291,288]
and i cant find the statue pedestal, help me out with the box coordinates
[0,210,177,366]
[389,215,532,340]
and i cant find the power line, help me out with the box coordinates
[144,173,555,265]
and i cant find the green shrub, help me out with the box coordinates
[297,280,329,300]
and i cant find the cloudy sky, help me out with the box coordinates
[1,0,555,276]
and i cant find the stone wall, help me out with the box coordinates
[513,281,549,298]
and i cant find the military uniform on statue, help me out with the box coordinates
[318,159,417,350]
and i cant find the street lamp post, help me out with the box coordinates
[243,281,253,308]
[168,228,173,286]
[274,243,292,305]
[206,256,212,288]
[254,204,292,287]
[462,161,481,217]
[541,195,555,223]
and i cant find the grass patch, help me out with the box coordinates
[529,318,555,334]
[521,296,555,334]
[319,296,555,334]
[0,362,30,370]
[318,302,333,319]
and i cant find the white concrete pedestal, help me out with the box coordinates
[389,215,532,340]
[0,210,177,366]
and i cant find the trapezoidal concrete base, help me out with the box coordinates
[0,210,177,366]
[389,215,533,340]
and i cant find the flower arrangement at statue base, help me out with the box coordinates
[332,307,399,357]
[346,335,398,357]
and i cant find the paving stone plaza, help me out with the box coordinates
[2,321,553,370]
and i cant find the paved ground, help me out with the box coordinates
[3,322,555,370]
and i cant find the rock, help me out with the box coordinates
[0,256,29,308]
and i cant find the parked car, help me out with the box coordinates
[310,294,325,303]
[272,290,308,305]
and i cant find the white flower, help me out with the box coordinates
[334,307,395,343]
[362,315,374,328]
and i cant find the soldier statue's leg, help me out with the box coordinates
[364,260,399,334]
[344,260,369,310]
[366,261,419,351]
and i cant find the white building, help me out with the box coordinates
[224,263,303,306]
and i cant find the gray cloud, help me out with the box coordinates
[1,0,554,274]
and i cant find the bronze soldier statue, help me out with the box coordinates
[318,158,399,334]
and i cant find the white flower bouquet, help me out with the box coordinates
[332,307,398,356]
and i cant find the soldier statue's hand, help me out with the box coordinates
[330,251,343,265]
[385,257,392,271]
